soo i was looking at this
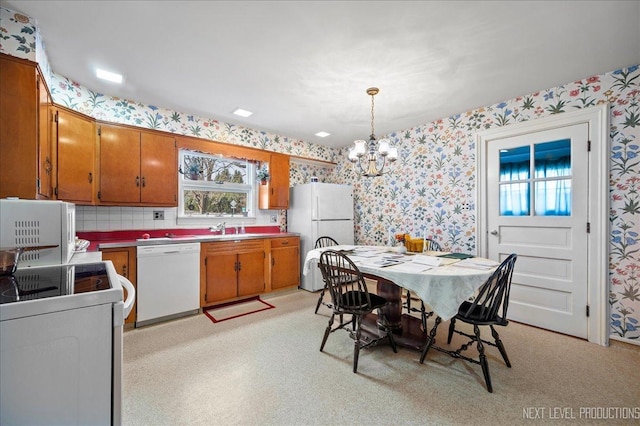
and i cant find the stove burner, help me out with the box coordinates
[0,263,112,304]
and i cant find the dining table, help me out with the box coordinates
[303,245,500,351]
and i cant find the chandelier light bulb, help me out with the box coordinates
[378,139,390,155]
[387,146,398,161]
[348,147,358,163]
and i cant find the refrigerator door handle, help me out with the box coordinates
[313,195,319,220]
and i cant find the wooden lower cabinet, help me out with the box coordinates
[101,247,137,324]
[270,237,300,290]
[202,240,266,305]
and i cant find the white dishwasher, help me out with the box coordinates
[136,242,200,327]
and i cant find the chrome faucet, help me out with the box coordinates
[209,222,226,234]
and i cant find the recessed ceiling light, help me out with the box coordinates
[315,131,331,138]
[233,108,253,118]
[96,68,123,84]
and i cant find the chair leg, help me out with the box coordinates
[314,284,327,314]
[320,314,334,352]
[474,324,493,393]
[491,325,511,367]
[447,318,456,344]
[420,316,441,363]
[353,316,363,373]
[387,328,398,353]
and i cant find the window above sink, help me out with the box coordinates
[178,150,257,220]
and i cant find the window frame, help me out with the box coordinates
[177,149,257,220]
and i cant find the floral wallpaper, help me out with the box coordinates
[329,66,640,342]
[1,6,638,341]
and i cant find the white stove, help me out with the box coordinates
[0,261,134,425]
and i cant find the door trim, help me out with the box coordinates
[476,104,609,346]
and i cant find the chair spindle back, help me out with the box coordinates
[319,250,372,314]
[462,253,517,322]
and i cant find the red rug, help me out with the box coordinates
[203,296,275,323]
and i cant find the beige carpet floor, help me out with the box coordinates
[122,289,640,426]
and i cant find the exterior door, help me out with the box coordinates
[486,123,589,338]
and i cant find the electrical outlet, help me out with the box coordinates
[153,211,164,220]
[270,215,278,223]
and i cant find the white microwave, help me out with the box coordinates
[0,199,76,267]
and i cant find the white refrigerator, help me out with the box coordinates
[288,183,355,291]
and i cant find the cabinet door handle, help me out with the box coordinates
[272,258,275,266]
[122,264,128,278]
[237,261,242,271]
[45,157,52,174]
[281,240,289,245]
[142,176,146,187]
[136,176,140,187]
[88,172,93,183]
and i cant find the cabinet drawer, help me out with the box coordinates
[203,239,265,254]
[270,237,299,248]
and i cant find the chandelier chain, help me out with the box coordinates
[370,92,375,138]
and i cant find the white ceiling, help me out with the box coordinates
[5,1,640,149]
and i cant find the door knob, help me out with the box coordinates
[490,230,498,236]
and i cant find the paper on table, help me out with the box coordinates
[361,258,403,268]
[389,262,433,273]
[454,258,500,270]
[324,245,356,252]
[412,255,443,267]
[350,247,385,258]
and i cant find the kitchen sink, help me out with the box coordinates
[135,233,279,243]
[194,233,275,240]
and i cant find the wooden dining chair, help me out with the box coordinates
[420,253,518,393]
[404,238,442,330]
[318,250,397,373]
[313,236,339,314]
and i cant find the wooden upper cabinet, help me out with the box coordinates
[98,123,177,206]
[99,124,141,203]
[0,54,47,199]
[37,73,54,199]
[258,153,290,209]
[55,108,96,204]
[140,132,177,205]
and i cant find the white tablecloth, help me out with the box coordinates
[303,246,497,322]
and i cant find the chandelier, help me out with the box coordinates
[348,87,397,177]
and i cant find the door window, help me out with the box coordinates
[499,139,571,216]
